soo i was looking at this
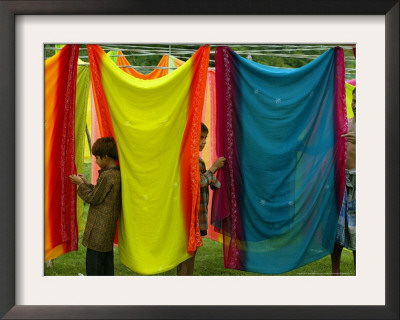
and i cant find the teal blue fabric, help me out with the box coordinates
[213,47,347,274]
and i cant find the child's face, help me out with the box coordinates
[200,131,207,151]
[95,155,107,169]
[351,91,356,117]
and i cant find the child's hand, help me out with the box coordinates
[77,174,89,185]
[210,157,226,173]
[69,174,83,185]
[341,132,356,144]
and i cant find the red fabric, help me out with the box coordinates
[87,45,120,244]
[45,45,80,261]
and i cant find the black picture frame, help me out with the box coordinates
[1,1,398,319]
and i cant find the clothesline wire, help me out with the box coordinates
[47,44,355,56]
[75,64,356,79]
[73,52,355,62]
[74,52,355,60]
[97,44,356,51]
[46,44,356,77]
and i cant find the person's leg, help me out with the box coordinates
[331,244,343,276]
[177,259,189,276]
[332,189,348,276]
[104,249,114,276]
[177,253,196,276]
[86,248,104,276]
[346,169,356,275]
[186,254,196,275]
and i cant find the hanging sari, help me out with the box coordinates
[44,45,80,261]
[212,46,347,274]
[87,45,210,274]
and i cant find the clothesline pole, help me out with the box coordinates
[85,124,91,154]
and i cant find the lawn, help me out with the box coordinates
[45,163,355,277]
[44,234,355,276]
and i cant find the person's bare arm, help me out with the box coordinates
[342,132,356,144]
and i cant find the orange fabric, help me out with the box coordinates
[179,46,211,253]
[173,57,185,68]
[117,52,170,79]
[87,46,116,139]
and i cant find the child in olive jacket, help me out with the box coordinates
[70,137,121,276]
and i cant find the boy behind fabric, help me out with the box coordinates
[69,137,121,276]
[331,88,356,275]
[177,123,226,275]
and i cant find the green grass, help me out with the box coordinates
[44,236,355,276]
[45,163,355,276]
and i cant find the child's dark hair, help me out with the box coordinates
[201,122,209,133]
[92,137,118,160]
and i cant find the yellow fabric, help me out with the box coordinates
[96,49,208,274]
[345,82,355,119]
[78,57,92,163]
[83,91,92,162]
[75,65,90,233]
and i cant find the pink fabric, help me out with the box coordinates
[90,85,101,184]
[334,47,348,209]
[204,69,223,242]
[213,47,243,269]
[346,78,356,86]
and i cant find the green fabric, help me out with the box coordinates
[107,50,119,64]
[168,56,175,74]
[55,44,65,54]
